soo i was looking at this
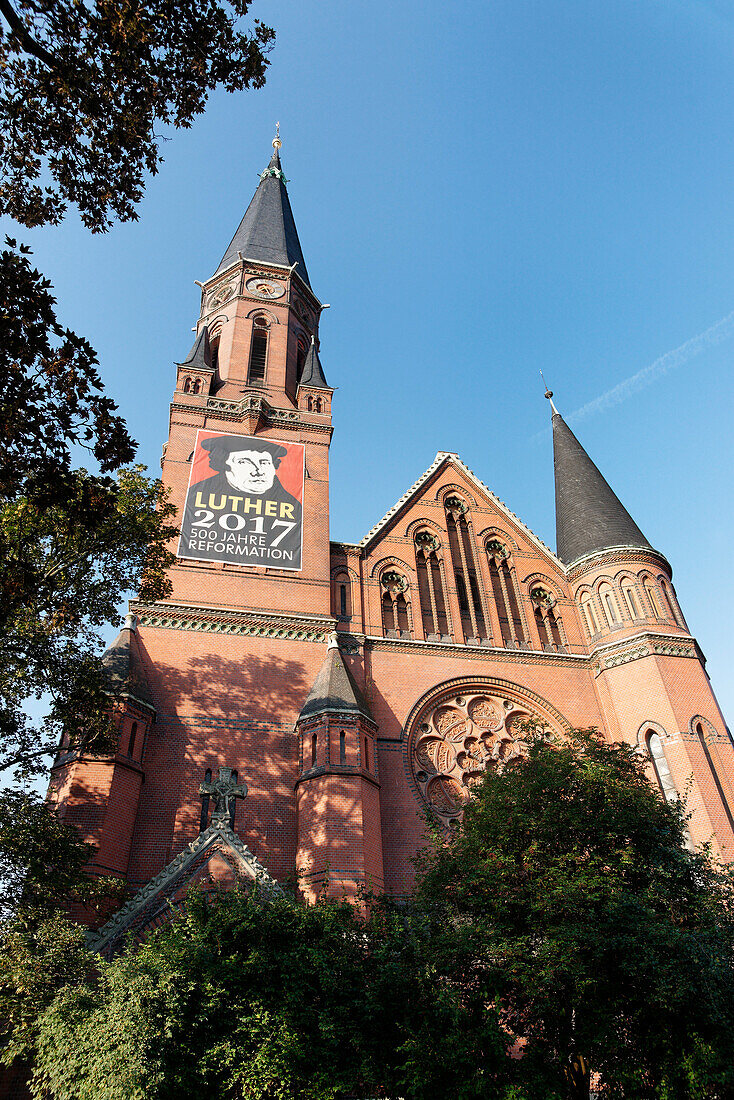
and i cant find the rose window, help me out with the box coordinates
[409,691,554,825]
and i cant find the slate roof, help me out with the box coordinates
[552,410,653,565]
[214,148,311,286]
[101,617,155,711]
[177,325,212,370]
[299,636,374,723]
[299,336,329,388]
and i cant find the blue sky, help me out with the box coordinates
[10,0,734,720]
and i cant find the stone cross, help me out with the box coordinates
[199,767,248,826]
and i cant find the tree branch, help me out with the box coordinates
[0,0,55,68]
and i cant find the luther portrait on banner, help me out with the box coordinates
[177,431,305,570]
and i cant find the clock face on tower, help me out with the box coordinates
[246,277,285,299]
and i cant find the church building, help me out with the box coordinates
[48,136,734,951]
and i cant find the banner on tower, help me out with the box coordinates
[177,430,305,571]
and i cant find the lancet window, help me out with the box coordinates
[414,532,449,640]
[296,335,308,380]
[530,587,564,651]
[127,721,138,759]
[642,576,663,618]
[599,583,620,626]
[695,722,734,833]
[444,497,488,642]
[646,731,677,802]
[579,591,600,638]
[380,570,411,638]
[620,577,643,620]
[485,539,524,647]
[658,577,684,627]
[332,572,352,621]
[248,316,269,383]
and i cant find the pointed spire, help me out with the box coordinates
[214,131,311,286]
[299,335,329,388]
[552,407,653,565]
[101,617,154,710]
[177,325,212,370]
[298,635,374,723]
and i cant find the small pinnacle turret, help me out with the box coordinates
[177,325,211,370]
[299,335,329,388]
[214,132,310,285]
[551,402,653,565]
[298,635,374,723]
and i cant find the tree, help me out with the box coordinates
[0,0,274,231]
[416,730,734,1099]
[32,889,384,1100]
[0,0,274,779]
[28,887,513,1100]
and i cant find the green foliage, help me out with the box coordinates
[416,731,734,1099]
[33,889,378,1099]
[0,0,273,231]
[29,888,512,1100]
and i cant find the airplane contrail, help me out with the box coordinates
[532,308,734,441]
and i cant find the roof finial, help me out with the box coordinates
[540,370,559,415]
[273,121,282,151]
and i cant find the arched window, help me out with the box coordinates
[444,500,487,642]
[485,540,523,647]
[380,570,411,638]
[578,591,600,638]
[621,579,642,620]
[210,335,220,376]
[646,731,677,801]
[339,730,346,765]
[659,577,684,627]
[599,584,619,626]
[127,721,138,759]
[311,733,318,768]
[529,587,563,651]
[364,736,370,772]
[333,572,351,620]
[315,397,323,413]
[200,768,212,832]
[296,336,308,381]
[643,576,663,618]
[248,317,269,383]
[414,533,449,640]
[696,722,734,832]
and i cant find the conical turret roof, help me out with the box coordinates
[298,635,374,723]
[214,145,310,286]
[552,408,653,565]
[176,325,212,370]
[299,336,329,388]
[101,614,154,711]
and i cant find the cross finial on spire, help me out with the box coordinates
[540,370,559,415]
[273,121,282,151]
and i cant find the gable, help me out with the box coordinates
[89,822,284,958]
[361,453,564,575]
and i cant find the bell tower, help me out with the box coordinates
[549,392,734,856]
[162,129,334,618]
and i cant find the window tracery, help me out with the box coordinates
[414,532,449,640]
[485,539,524,647]
[380,570,411,638]
[409,690,556,826]
[444,496,488,643]
[529,587,564,651]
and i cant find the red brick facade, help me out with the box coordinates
[48,145,733,908]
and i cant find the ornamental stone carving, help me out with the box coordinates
[409,689,555,825]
